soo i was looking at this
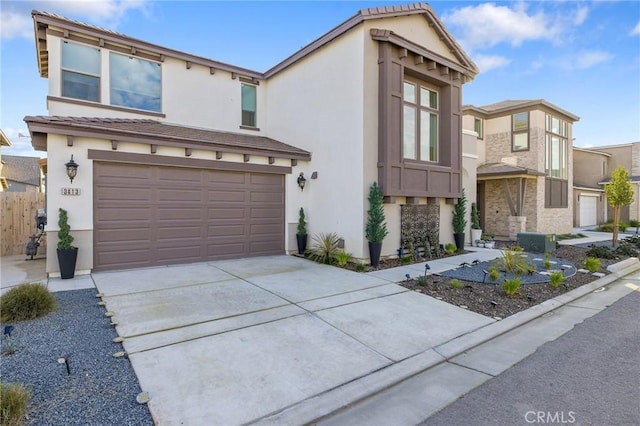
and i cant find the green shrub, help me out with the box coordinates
[306,232,341,265]
[355,263,366,272]
[615,243,639,257]
[502,278,522,297]
[444,243,457,254]
[494,246,533,275]
[549,271,565,288]
[334,252,352,267]
[583,257,601,273]
[597,221,628,233]
[57,208,75,250]
[296,207,307,235]
[0,283,56,322]
[450,279,464,289]
[488,267,500,282]
[0,382,30,426]
[401,255,413,264]
[543,259,552,269]
[629,219,640,231]
[585,245,617,259]
[416,275,428,286]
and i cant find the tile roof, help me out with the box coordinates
[2,155,42,186]
[463,99,580,121]
[24,116,311,160]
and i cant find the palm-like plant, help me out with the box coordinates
[306,232,341,264]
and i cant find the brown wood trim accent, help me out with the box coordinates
[111,140,118,150]
[150,145,157,154]
[41,21,263,79]
[185,148,192,157]
[291,159,298,167]
[405,197,420,205]
[186,61,192,69]
[243,154,250,162]
[239,125,261,131]
[67,135,74,147]
[427,60,437,70]
[414,55,424,65]
[445,198,456,205]
[210,67,215,75]
[88,150,292,174]
[268,157,275,164]
[383,196,397,204]
[216,152,223,159]
[398,48,408,59]
[439,66,449,76]
[427,197,438,204]
[239,76,260,85]
[131,46,137,55]
[47,96,166,118]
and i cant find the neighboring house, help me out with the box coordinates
[25,4,479,276]
[573,142,640,226]
[462,100,579,240]
[1,155,44,192]
[0,129,10,191]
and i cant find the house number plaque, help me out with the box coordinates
[61,187,81,196]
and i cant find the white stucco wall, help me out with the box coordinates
[267,27,368,258]
[47,34,267,136]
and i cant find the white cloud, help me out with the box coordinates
[0,0,149,39]
[1,128,43,157]
[442,3,559,50]
[473,54,511,72]
[571,51,615,70]
[0,11,33,39]
[631,21,640,36]
[573,5,589,26]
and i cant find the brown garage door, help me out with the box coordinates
[94,162,285,271]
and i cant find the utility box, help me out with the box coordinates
[517,232,556,253]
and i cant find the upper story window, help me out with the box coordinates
[61,41,100,102]
[403,80,438,162]
[545,114,568,179]
[474,118,483,139]
[241,83,257,127]
[110,53,161,112]
[512,112,529,151]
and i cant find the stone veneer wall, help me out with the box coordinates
[483,178,538,239]
[484,128,544,171]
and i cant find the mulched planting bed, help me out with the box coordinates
[398,244,630,319]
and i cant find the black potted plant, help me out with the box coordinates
[296,207,308,255]
[365,182,388,267]
[452,188,467,252]
[57,208,78,279]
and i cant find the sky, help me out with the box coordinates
[1,0,639,158]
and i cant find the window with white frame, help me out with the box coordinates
[512,112,529,151]
[403,80,438,161]
[241,83,257,127]
[545,114,569,207]
[110,52,161,112]
[61,41,101,102]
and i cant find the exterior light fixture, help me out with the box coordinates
[297,172,306,191]
[65,155,79,183]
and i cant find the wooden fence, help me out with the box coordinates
[0,192,46,256]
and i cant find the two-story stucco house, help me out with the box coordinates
[573,142,640,227]
[25,4,479,276]
[462,100,579,240]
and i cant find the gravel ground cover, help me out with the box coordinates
[399,244,627,319]
[0,289,153,426]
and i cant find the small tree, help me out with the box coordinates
[470,202,481,230]
[452,188,467,234]
[297,207,307,236]
[365,182,388,243]
[604,166,634,246]
[57,208,75,250]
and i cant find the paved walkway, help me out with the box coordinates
[1,228,637,425]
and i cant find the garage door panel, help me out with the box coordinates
[94,162,284,271]
[580,195,598,227]
[207,190,246,202]
[96,207,152,221]
[157,188,203,202]
[207,170,247,184]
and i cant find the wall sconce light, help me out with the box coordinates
[297,172,306,191]
[65,155,79,183]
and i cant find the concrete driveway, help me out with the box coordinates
[93,255,494,425]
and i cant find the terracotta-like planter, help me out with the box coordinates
[57,248,78,279]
